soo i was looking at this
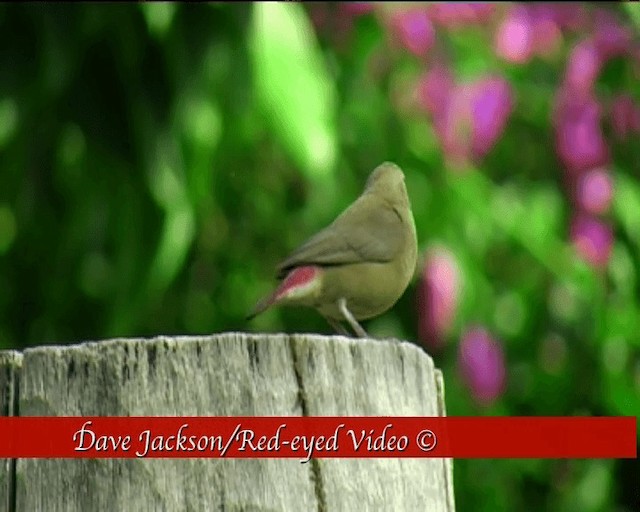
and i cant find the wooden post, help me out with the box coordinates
[1,350,21,512]
[0,333,455,511]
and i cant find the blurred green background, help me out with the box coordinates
[0,3,637,510]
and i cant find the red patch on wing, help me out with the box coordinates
[275,266,320,300]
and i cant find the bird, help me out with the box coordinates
[247,162,418,338]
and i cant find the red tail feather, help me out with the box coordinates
[247,266,321,320]
[274,266,320,300]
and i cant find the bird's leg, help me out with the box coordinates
[324,316,350,336]
[337,298,369,338]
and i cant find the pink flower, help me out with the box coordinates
[416,64,455,117]
[416,65,461,164]
[469,77,514,159]
[570,215,614,268]
[564,39,602,94]
[495,6,533,64]
[390,9,435,57]
[610,95,640,140]
[418,246,462,350]
[544,4,587,32]
[593,8,632,60]
[576,168,614,215]
[439,87,474,167]
[428,3,495,28]
[458,327,506,405]
[528,5,563,57]
[438,76,514,167]
[419,71,513,167]
[554,90,609,173]
[339,2,374,17]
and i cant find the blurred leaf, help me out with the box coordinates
[176,92,222,206]
[140,2,177,39]
[564,461,613,512]
[603,362,640,416]
[249,2,337,179]
[624,3,640,29]
[0,204,16,254]
[451,170,569,279]
[0,97,18,147]
[146,135,196,294]
[608,242,636,302]
[614,173,640,253]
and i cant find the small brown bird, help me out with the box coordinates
[247,162,418,338]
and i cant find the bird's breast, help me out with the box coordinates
[316,250,415,321]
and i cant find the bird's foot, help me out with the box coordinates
[325,317,350,336]
[338,298,369,338]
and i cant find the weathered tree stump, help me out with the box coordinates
[1,333,455,511]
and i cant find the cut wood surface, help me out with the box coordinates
[0,333,455,512]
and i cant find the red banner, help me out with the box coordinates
[0,417,635,460]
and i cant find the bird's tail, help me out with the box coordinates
[246,293,277,321]
[246,266,322,321]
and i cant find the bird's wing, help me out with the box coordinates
[277,200,404,278]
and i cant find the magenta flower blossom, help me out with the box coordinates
[390,9,435,57]
[610,95,640,140]
[593,8,632,60]
[495,4,571,62]
[416,64,455,118]
[542,3,587,32]
[469,77,514,159]
[528,5,564,57]
[415,64,457,161]
[427,75,513,168]
[495,5,533,64]
[554,90,609,173]
[458,327,506,405]
[576,168,613,215]
[339,2,374,17]
[439,87,473,167]
[428,3,495,28]
[564,39,602,94]
[418,246,462,350]
[570,215,614,268]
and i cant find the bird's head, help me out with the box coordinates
[364,162,409,206]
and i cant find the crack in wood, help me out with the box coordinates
[288,336,327,512]
[8,361,20,512]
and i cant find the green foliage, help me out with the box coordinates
[250,2,337,179]
[0,3,637,511]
